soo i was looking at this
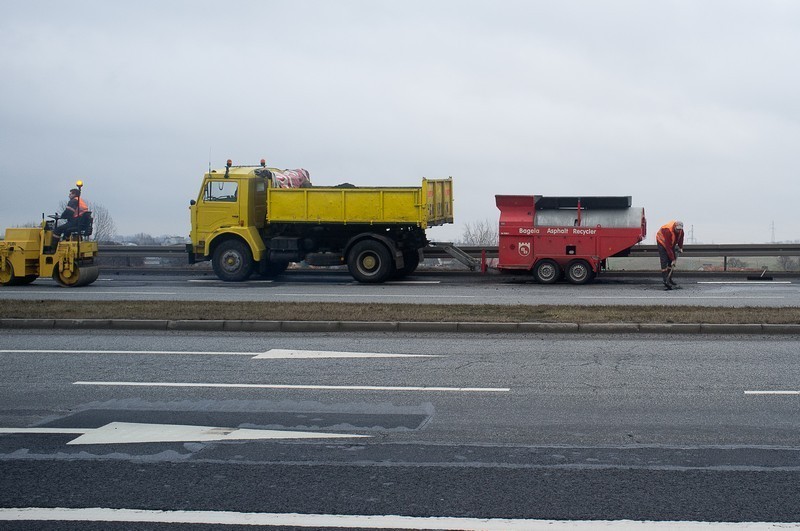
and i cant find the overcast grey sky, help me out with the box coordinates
[2,1,798,243]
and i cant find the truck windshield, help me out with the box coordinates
[203,181,238,202]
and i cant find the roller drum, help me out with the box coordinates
[54,264,99,287]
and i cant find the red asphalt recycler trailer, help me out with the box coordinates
[495,195,646,284]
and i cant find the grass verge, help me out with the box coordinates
[1,301,799,324]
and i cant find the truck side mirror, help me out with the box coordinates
[190,200,196,206]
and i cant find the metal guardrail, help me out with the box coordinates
[427,244,800,259]
[425,244,800,272]
[623,244,800,258]
[98,243,800,259]
[93,243,800,274]
[98,245,190,257]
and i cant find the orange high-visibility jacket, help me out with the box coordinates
[656,220,684,261]
[66,197,88,218]
[74,197,88,218]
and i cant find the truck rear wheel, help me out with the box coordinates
[393,250,420,279]
[533,259,560,284]
[348,240,393,283]
[566,260,592,285]
[212,239,254,282]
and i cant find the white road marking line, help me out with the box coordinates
[745,391,800,395]
[574,296,785,300]
[0,349,252,356]
[74,381,510,392]
[698,281,791,284]
[0,291,177,295]
[272,293,476,298]
[0,422,367,445]
[0,508,795,530]
[384,281,441,284]
[188,279,274,283]
[0,428,87,435]
[0,349,438,359]
[254,349,436,359]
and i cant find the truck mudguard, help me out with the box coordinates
[205,226,266,262]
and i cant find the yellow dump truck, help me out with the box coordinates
[188,161,454,283]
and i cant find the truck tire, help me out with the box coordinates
[348,240,393,283]
[393,250,420,279]
[212,239,254,282]
[533,259,560,284]
[566,260,592,285]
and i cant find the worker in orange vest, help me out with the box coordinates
[656,220,684,290]
[51,186,89,248]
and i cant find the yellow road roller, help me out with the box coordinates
[0,186,99,288]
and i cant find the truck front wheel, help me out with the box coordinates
[348,240,393,283]
[212,240,254,282]
[533,259,560,284]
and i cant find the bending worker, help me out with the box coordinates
[52,185,88,246]
[656,220,684,290]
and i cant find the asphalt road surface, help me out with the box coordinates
[1,330,800,529]
[0,270,798,307]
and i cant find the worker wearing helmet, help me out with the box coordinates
[656,220,684,290]
[51,187,89,248]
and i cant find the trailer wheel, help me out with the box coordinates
[212,239,254,282]
[533,259,560,284]
[566,260,592,285]
[348,240,392,283]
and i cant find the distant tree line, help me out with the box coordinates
[778,256,800,271]
[459,219,498,246]
[6,201,187,247]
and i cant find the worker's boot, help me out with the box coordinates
[667,267,682,289]
[661,271,672,290]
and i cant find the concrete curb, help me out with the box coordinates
[1,318,798,334]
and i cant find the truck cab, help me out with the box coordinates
[189,164,270,280]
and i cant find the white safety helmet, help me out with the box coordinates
[674,221,684,231]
